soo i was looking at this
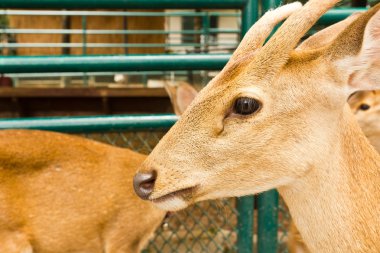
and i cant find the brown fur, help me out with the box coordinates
[0,82,195,252]
[0,130,165,253]
[287,13,379,253]
[288,90,380,253]
[137,2,380,253]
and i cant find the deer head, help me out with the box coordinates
[134,1,380,212]
[349,90,380,151]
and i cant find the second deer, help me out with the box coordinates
[0,83,196,253]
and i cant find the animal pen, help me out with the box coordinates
[0,0,366,252]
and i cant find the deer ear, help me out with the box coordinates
[164,82,198,115]
[337,7,380,91]
[348,8,380,91]
[297,12,361,51]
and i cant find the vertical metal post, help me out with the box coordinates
[241,0,259,39]
[81,15,87,55]
[257,190,279,253]
[237,196,255,253]
[81,15,88,86]
[201,13,210,86]
[236,1,258,253]
[202,13,210,53]
[62,14,71,55]
[262,0,282,13]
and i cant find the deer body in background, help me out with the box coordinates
[0,83,196,253]
[134,1,380,253]
[0,130,164,253]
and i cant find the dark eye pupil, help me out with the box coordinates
[234,97,260,115]
[359,104,370,111]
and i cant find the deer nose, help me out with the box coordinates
[133,171,157,200]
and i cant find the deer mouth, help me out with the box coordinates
[150,186,198,203]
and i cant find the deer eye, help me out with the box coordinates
[233,97,261,116]
[359,103,370,111]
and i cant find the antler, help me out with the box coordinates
[230,2,302,63]
[252,0,341,78]
[297,12,362,51]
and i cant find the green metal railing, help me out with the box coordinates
[0,114,178,132]
[0,0,248,9]
[0,0,247,86]
[0,8,365,74]
[0,0,366,89]
[0,55,230,73]
[0,8,242,55]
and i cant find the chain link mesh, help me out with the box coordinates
[278,198,291,253]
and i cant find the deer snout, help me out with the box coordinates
[133,170,157,200]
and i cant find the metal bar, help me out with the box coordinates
[0,54,230,73]
[2,29,240,35]
[0,10,241,17]
[241,0,258,38]
[1,8,366,20]
[6,70,201,78]
[236,196,254,253]
[0,10,236,17]
[62,14,70,55]
[209,28,241,34]
[202,13,210,52]
[0,0,247,9]
[0,114,178,133]
[318,8,367,25]
[262,0,282,14]
[0,43,238,48]
[81,15,88,86]
[257,190,279,253]
[82,16,87,55]
[235,1,257,253]
[0,8,365,22]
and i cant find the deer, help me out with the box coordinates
[133,1,380,252]
[0,82,197,253]
[349,90,380,151]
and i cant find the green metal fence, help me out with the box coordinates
[0,10,241,53]
[0,0,364,87]
[0,0,246,86]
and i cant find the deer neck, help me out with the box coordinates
[279,106,380,253]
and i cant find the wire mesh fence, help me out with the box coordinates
[278,198,291,253]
